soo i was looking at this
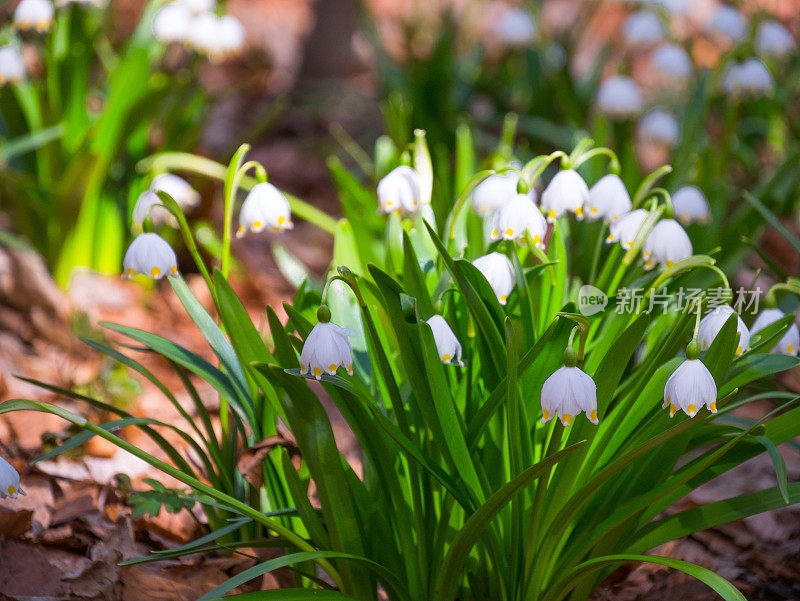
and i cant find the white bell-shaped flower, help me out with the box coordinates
[132,190,174,231]
[188,12,224,59]
[663,358,717,417]
[651,43,693,82]
[707,5,747,42]
[237,182,293,237]
[672,185,710,225]
[637,109,680,148]
[756,21,795,59]
[596,76,644,120]
[490,193,547,247]
[606,208,648,249]
[586,174,631,222]
[472,252,515,305]
[722,58,774,98]
[0,456,23,499]
[492,7,537,46]
[426,315,464,365]
[152,173,200,209]
[698,305,750,355]
[642,218,692,269]
[123,233,179,279]
[541,366,598,426]
[217,15,246,57]
[0,46,25,86]
[750,308,799,356]
[14,0,54,32]
[153,2,192,44]
[377,166,422,215]
[623,10,665,46]
[470,171,523,217]
[300,317,353,379]
[541,169,590,222]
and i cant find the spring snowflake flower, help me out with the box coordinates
[596,76,644,120]
[132,190,173,230]
[470,171,523,217]
[14,0,54,32]
[188,12,226,60]
[651,43,693,82]
[377,166,422,215]
[637,109,680,148]
[750,308,799,356]
[426,315,464,365]
[492,7,537,46]
[152,173,200,209]
[490,193,547,247]
[698,306,750,355]
[663,358,717,418]
[153,2,192,44]
[586,174,632,222]
[672,185,710,225]
[0,456,23,500]
[0,46,25,86]
[722,58,774,98]
[132,174,199,231]
[606,208,648,249]
[623,11,665,47]
[237,182,293,237]
[541,366,598,426]
[123,233,179,279]
[300,311,353,379]
[642,218,692,269]
[707,5,747,42]
[756,21,795,59]
[541,169,590,222]
[472,252,515,305]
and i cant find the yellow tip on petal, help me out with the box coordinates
[329,363,337,373]
[313,367,322,379]
[562,414,573,426]
[533,235,541,244]
[645,260,653,269]
[127,268,135,278]
[505,228,514,237]
[491,229,499,238]
[347,363,353,375]
[7,485,15,496]
[788,345,795,354]
[574,207,583,216]
[666,260,674,268]
[171,265,178,275]
[669,402,677,417]
[687,404,697,416]
[709,401,717,413]
[442,353,451,362]
[590,409,598,423]
[547,209,556,219]
[150,266,161,277]
[499,295,507,303]
[607,234,616,241]
[542,408,550,421]
[590,207,598,214]
[253,220,262,229]
[736,345,742,355]
[278,215,285,225]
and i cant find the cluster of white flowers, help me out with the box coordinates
[153,0,246,61]
[722,58,774,99]
[377,166,423,215]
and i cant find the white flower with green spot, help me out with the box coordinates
[663,357,717,418]
[541,169,589,222]
[427,315,464,365]
[490,193,547,247]
[237,182,293,237]
[541,364,598,426]
[300,308,353,379]
[0,456,23,499]
[642,218,692,270]
[698,306,750,355]
[123,233,179,279]
[472,252,515,305]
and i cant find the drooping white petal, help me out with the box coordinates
[541,366,598,426]
[151,173,200,209]
[13,0,54,32]
[722,59,773,98]
[642,218,692,269]
[131,190,175,231]
[0,456,23,499]
[750,308,800,356]
[623,10,665,46]
[377,166,422,215]
[472,252,515,305]
[0,46,25,86]
[664,359,717,417]
[672,185,710,225]
[698,306,751,355]
[299,322,353,379]
[153,2,192,44]
[426,315,464,365]
[606,208,648,249]
[490,193,547,246]
[651,43,693,82]
[123,233,179,279]
[596,76,644,120]
[237,182,293,237]
[707,5,747,42]
[470,171,523,217]
[541,169,590,222]
[756,20,795,59]
[586,174,632,222]
[637,108,680,148]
